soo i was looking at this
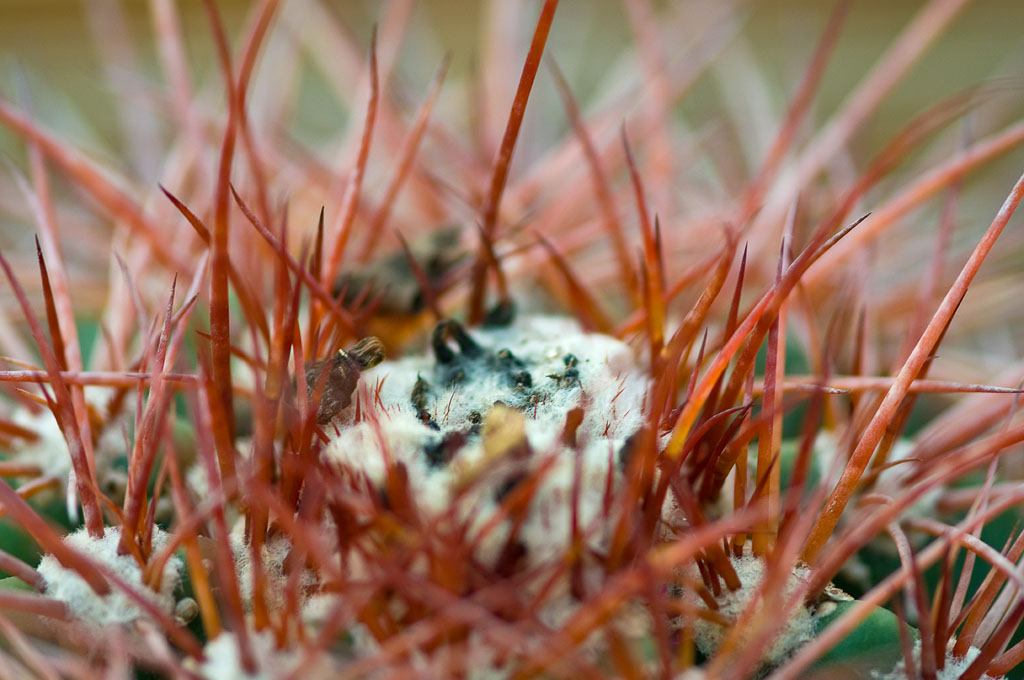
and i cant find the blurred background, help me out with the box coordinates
[3,0,1024,161]
[1,0,1023,373]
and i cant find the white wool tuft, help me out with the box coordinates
[193,630,333,680]
[5,390,128,524]
[37,525,182,625]
[324,315,647,568]
[229,522,318,613]
[683,548,815,670]
[871,640,1000,679]
[8,406,74,481]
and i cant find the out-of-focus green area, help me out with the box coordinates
[2,0,1024,155]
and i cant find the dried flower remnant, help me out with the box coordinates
[304,336,385,424]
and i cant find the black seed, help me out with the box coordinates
[482,300,516,328]
[416,409,440,430]
[431,322,457,363]
[512,371,532,388]
[468,411,482,424]
[424,431,468,467]
[432,319,482,362]
[493,348,525,373]
[411,374,431,413]
[617,430,641,471]
[447,321,483,358]
[423,441,446,467]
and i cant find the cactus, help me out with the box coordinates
[0,1,1023,678]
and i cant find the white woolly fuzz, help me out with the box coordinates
[192,630,332,680]
[683,549,815,670]
[37,525,182,625]
[871,640,999,679]
[5,389,124,480]
[4,391,128,524]
[324,315,647,568]
[8,405,74,481]
[336,315,644,442]
[229,521,319,613]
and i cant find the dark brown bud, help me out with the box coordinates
[347,336,385,369]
